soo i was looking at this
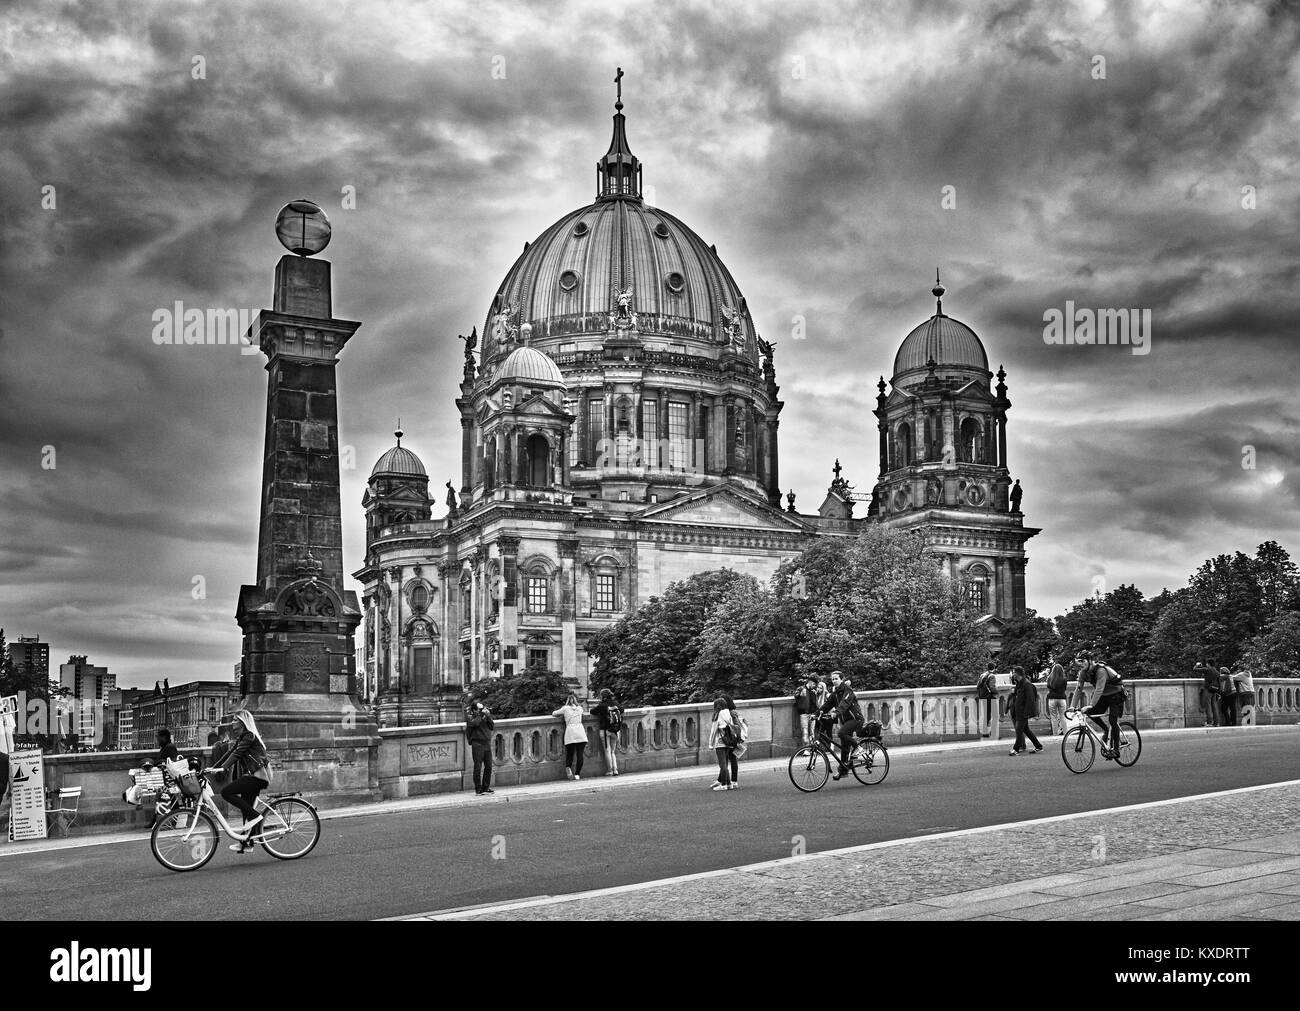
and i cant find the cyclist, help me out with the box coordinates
[210,709,272,853]
[1077,652,1125,758]
[820,671,865,780]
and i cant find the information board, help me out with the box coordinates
[7,748,48,842]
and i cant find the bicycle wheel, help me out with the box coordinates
[1060,727,1095,774]
[788,746,831,793]
[1114,722,1142,767]
[851,741,890,785]
[259,797,321,860]
[151,807,219,872]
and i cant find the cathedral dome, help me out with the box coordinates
[892,275,988,382]
[370,430,426,479]
[497,344,566,388]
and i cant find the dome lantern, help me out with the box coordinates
[597,67,642,201]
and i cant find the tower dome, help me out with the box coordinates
[892,273,989,384]
[370,429,427,479]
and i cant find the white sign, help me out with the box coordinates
[7,748,48,842]
[0,695,16,755]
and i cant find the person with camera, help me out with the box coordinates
[465,698,495,795]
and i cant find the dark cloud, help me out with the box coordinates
[1,0,1298,685]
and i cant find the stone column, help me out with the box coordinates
[235,250,378,805]
[498,534,520,677]
[559,538,579,680]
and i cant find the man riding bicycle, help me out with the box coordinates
[1076,651,1125,758]
[819,671,865,780]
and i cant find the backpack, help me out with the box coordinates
[605,705,623,731]
[977,672,997,698]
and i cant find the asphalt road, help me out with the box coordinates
[5,727,1299,920]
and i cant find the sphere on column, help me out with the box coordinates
[275,199,332,256]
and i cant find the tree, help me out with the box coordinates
[462,669,569,718]
[998,609,1059,674]
[588,569,754,705]
[1054,584,1154,674]
[798,525,987,690]
[1242,612,1300,679]
[682,580,803,702]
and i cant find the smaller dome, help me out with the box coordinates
[894,314,988,379]
[371,430,427,479]
[497,345,566,388]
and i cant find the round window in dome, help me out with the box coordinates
[559,270,579,292]
[665,272,685,294]
[653,222,670,239]
[572,221,589,236]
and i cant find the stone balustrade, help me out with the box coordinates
[13,679,1298,832]
[377,678,1300,799]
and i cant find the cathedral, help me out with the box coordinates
[353,78,1039,726]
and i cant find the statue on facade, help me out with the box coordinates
[609,286,637,330]
[1010,478,1023,513]
[446,481,459,515]
[720,305,744,349]
[489,300,518,350]
[926,476,943,505]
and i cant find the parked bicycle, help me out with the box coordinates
[1060,707,1142,773]
[150,765,320,871]
[789,716,889,791]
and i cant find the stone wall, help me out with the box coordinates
[18,680,1299,832]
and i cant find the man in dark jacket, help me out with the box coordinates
[465,700,495,795]
[1195,660,1220,726]
[1008,668,1043,756]
[820,671,864,780]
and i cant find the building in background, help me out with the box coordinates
[8,635,50,683]
[105,687,149,750]
[130,679,242,751]
[58,655,115,747]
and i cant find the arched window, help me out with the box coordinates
[965,563,991,612]
[896,422,913,469]
[959,417,981,463]
[526,433,550,487]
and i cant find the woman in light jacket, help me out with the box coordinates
[552,693,588,781]
[707,697,739,792]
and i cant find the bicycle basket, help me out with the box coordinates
[174,770,203,798]
[863,720,883,740]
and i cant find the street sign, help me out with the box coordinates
[7,748,48,842]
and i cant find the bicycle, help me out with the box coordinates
[788,718,889,792]
[149,767,321,872]
[1060,706,1142,773]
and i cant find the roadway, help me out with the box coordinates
[4,726,1297,919]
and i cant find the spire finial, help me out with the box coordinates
[615,67,624,111]
[395,420,403,446]
[932,268,945,315]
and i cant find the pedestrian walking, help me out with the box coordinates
[708,697,742,791]
[465,699,495,795]
[1218,667,1238,726]
[793,674,826,746]
[1008,668,1043,756]
[590,688,622,776]
[1045,653,1069,735]
[553,692,588,781]
[975,662,999,736]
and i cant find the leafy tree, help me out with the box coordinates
[1242,612,1300,679]
[998,609,1059,674]
[680,580,803,702]
[588,569,754,705]
[798,525,986,690]
[462,669,569,718]
[1143,589,1203,677]
[1054,584,1154,674]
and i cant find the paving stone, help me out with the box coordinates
[885,890,1067,920]
[1036,868,1206,897]
[1171,847,1280,867]
[1252,901,1300,920]
[1131,893,1298,920]
[1163,856,1300,889]
[1000,883,1194,921]
[1208,831,1300,854]
[823,901,947,921]
[923,872,1094,907]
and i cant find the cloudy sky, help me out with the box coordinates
[2,0,1298,688]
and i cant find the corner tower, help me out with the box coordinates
[872,274,1039,647]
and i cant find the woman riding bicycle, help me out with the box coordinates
[821,671,864,780]
[212,709,272,853]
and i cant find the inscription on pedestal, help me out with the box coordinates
[288,644,328,693]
